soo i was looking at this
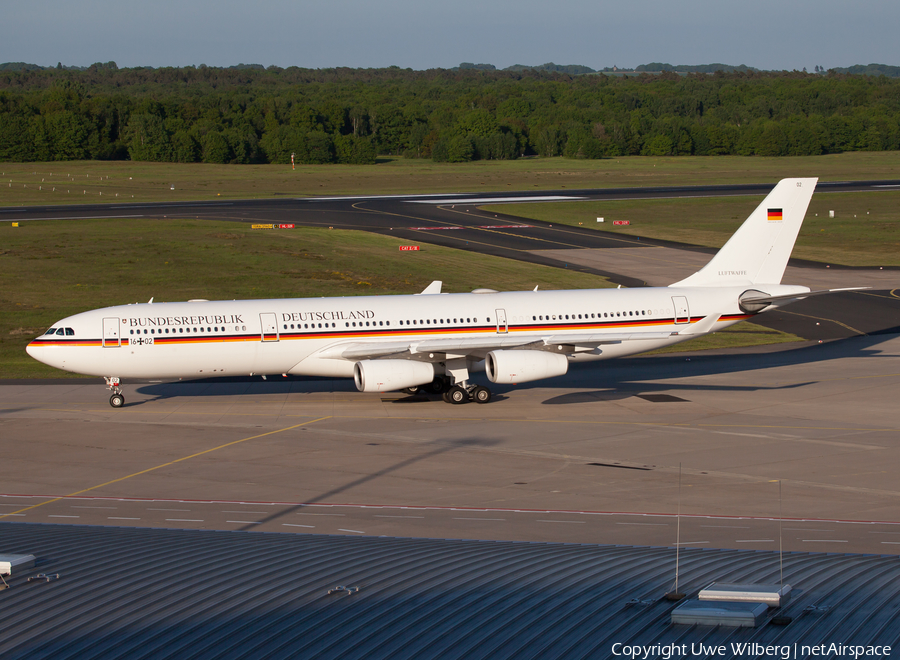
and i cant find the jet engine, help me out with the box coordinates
[353,360,436,392]
[485,350,568,384]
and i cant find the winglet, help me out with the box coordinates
[418,281,442,295]
[676,313,721,336]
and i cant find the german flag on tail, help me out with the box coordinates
[767,208,783,222]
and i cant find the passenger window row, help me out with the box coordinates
[283,318,492,330]
[533,310,655,321]
[399,318,487,326]
[129,326,246,335]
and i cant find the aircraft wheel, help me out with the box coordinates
[447,386,468,404]
[442,391,451,403]
[472,386,492,404]
[426,377,446,394]
[402,386,421,395]
[109,393,125,408]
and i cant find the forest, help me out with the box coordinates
[1,64,899,165]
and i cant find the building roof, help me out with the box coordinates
[0,522,898,659]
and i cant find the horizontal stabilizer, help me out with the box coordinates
[740,287,870,307]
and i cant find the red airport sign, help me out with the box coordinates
[613,220,630,226]
[278,224,295,229]
[399,245,420,251]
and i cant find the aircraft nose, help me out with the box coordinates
[25,340,41,359]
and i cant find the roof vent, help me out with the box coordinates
[0,554,35,576]
[700,582,791,608]
[671,599,768,627]
[471,288,498,294]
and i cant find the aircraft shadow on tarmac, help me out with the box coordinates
[231,436,502,531]
[132,331,898,406]
[538,331,898,405]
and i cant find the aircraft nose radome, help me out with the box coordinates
[25,341,40,359]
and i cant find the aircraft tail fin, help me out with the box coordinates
[671,178,817,288]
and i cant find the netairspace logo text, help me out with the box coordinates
[611,642,892,659]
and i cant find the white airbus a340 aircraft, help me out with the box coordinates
[27,178,858,408]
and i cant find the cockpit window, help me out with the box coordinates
[45,328,57,335]
[56,328,65,335]
[65,328,75,336]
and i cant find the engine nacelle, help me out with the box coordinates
[353,360,436,392]
[485,350,568,385]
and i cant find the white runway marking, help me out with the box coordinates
[701,525,750,529]
[375,515,425,519]
[409,195,584,205]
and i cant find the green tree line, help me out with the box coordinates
[2,65,900,164]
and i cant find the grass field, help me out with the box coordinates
[492,191,900,267]
[2,152,900,206]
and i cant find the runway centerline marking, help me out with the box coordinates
[0,416,331,520]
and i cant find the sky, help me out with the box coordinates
[2,0,898,72]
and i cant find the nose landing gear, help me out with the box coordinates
[105,377,124,408]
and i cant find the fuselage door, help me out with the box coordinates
[102,317,121,347]
[260,313,279,342]
[495,308,508,334]
[672,296,690,324]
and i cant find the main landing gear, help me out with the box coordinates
[443,384,492,405]
[105,376,124,408]
[402,376,492,404]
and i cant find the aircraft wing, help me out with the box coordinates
[319,320,717,362]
